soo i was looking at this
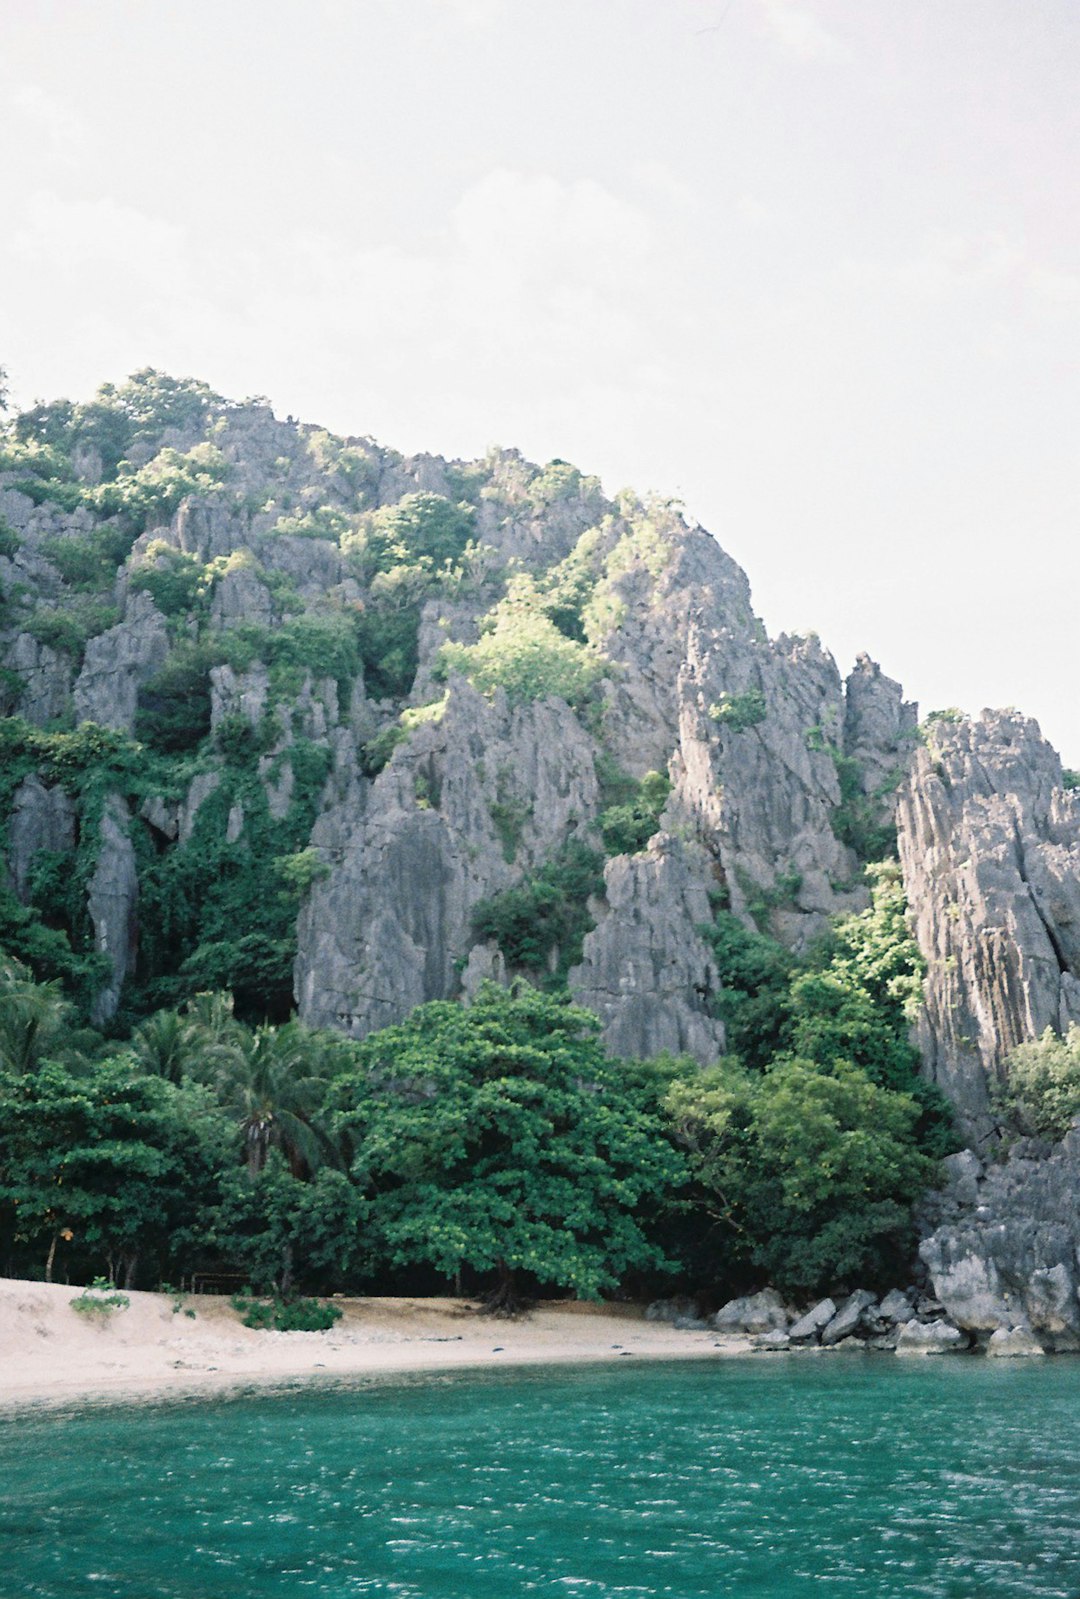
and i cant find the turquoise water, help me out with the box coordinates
[3,1357,1080,1598]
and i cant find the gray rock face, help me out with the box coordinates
[569,835,725,1066]
[6,776,76,900]
[713,1289,788,1334]
[296,681,602,1038]
[843,653,917,796]
[897,711,1080,1143]
[895,1318,968,1355]
[73,593,170,732]
[788,1298,836,1342]
[86,794,138,1024]
[920,1128,1080,1348]
[672,624,865,952]
[986,1326,1045,1357]
[6,633,72,726]
[821,1289,877,1345]
[210,663,271,732]
[878,1289,915,1325]
[209,563,275,629]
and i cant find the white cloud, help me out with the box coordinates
[836,231,1080,320]
[13,192,189,291]
[10,85,87,165]
[756,0,851,62]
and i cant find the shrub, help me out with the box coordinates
[993,1025,1080,1142]
[472,840,605,989]
[359,723,406,777]
[269,505,351,542]
[24,600,118,663]
[438,612,604,709]
[0,513,20,557]
[135,644,215,753]
[40,522,139,591]
[129,543,209,616]
[708,689,767,732]
[93,443,228,530]
[355,604,421,700]
[230,1290,343,1332]
[599,770,670,856]
[359,493,474,575]
[69,1277,131,1317]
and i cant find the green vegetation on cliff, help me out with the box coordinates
[0,370,953,1309]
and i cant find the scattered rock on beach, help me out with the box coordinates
[788,1299,836,1343]
[645,1296,704,1325]
[750,1329,791,1351]
[895,1318,969,1355]
[986,1326,1045,1358]
[713,1289,789,1335]
[821,1291,877,1346]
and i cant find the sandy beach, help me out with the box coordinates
[0,1279,746,1410]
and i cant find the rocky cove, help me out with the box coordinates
[1,371,1079,1333]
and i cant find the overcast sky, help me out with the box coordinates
[2,0,1077,758]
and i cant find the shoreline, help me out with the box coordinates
[1,1278,748,1413]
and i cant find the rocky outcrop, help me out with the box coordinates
[713,1288,789,1334]
[897,711,1080,1142]
[86,794,138,1024]
[569,834,725,1065]
[895,1318,969,1354]
[5,634,72,726]
[5,776,76,900]
[920,1136,1080,1350]
[296,681,602,1038]
[72,594,170,732]
[843,653,917,795]
[671,624,866,951]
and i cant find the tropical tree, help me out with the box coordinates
[212,1020,339,1178]
[665,1055,937,1294]
[335,984,687,1313]
[0,955,89,1075]
[210,1154,366,1297]
[132,991,244,1085]
[0,1057,229,1285]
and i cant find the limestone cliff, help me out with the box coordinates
[1,373,1077,1159]
[896,711,1080,1143]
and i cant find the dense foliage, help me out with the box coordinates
[0,863,949,1302]
[993,1025,1080,1142]
[0,371,955,1310]
[336,985,686,1309]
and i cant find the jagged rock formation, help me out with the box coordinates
[896,711,1080,1143]
[920,1141,1080,1351]
[568,834,726,1062]
[1,372,1077,1132]
[296,682,603,1036]
[7,371,1080,1332]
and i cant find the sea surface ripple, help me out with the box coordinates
[3,1356,1080,1597]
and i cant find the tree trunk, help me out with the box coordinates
[122,1251,139,1290]
[44,1231,58,1284]
[478,1258,524,1318]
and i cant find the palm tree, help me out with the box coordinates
[216,1021,336,1178]
[133,991,244,1085]
[0,956,77,1074]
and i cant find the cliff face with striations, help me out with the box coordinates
[896,712,1080,1144]
[3,373,1080,1328]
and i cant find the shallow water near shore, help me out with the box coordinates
[4,1356,1080,1598]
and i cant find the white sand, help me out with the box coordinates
[0,1278,748,1409]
